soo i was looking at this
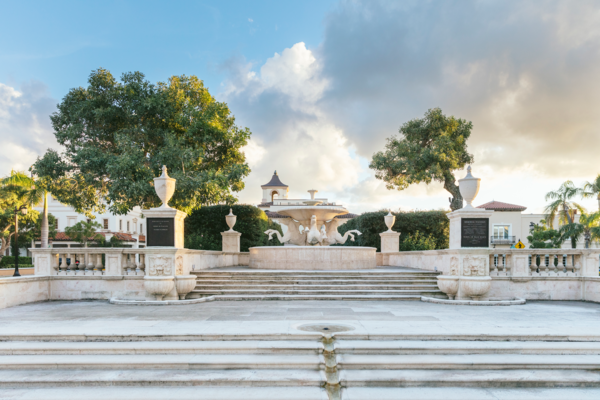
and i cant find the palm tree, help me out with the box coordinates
[1,172,49,247]
[0,171,42,259]
[544,181,584,248]
[558,211,600,249]
[583,174,600,212]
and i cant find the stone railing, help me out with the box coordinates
[31,248,250,276]
[489,249,592,277]
[382,248,600,278]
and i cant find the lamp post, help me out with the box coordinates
[13,205,27,277]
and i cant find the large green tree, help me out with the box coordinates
[370,108,474,211]
[33,68,251,216]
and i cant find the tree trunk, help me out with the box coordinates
[444,176,463,211]
[41,192,48,248]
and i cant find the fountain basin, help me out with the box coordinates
[249,246,377,270]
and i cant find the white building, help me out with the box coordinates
[27,195,147,252]
[478,200,593,249]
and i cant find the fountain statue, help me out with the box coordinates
[263,192,361,246]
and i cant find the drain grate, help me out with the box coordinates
[296,323,355,333]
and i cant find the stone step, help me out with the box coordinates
[191,289,444,295]
[194,285,440,290]
[337,354,600,369]
[192,273,439,278]
[0,341,322,355]
[194,279,438,284]
[0,369,325,388]
[341,369,600,387]
[0,354,323,370]
[335,340,600,355]
[209,294,439,301]
[342,387,600,399]
[0,386,329,399]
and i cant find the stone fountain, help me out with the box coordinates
[251,190,376,270]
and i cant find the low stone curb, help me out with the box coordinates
[109,296,215,306]
[421,296,526,306]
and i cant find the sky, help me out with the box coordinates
[1,0,599,215]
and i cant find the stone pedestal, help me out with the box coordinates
[447,208,494,249]
[221,231,242,253]
[144,208,187,249]
[380,232,400,253]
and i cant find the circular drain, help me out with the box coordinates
[296,323,355,333]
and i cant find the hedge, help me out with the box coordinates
[336,210,449,252]
[0,256,33,266]
[0,264,34,269]
[185,205,283,252]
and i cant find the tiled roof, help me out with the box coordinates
[48,232,144,243]
[477,201,527,212]
[258,202,273,208]
[261,171,288,187]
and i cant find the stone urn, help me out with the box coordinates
[437,275,460,300]
[154,165,176,208]
[174,275,197,300]
[458,166,481,209]
[384,212,395,232]
[226,209,237,231]
[144,276,174,301]
[460,276,492,300]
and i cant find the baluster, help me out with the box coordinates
[138,254,146,276]
[94,254,103,275]
[492,254,499,275]
[529,255,536,276]
[64,253,72,274]
[553,254,560,275]
[127,254,135,275]
[505,254,512,276]
[500,254,506,275]
[52,253,60,275]
[86,252,94,275]
[78,254,86,275]
[565,254,572,275]
[543,254,549,275]
[574,254,582,276]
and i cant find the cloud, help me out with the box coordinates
[318,0,600,180]
[0,81,58,175]
[221,43,362,205]
[227,0,600,213]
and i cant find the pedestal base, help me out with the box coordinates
[249,246,377,270]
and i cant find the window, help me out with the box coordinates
[140,223,143,233]
[67,217,77,227]
[103,219,109,230]
[493,225,510,239]
[86,218,91,223]
[54,220,58,230]
[127,221,130,232]
[119,220,122,231]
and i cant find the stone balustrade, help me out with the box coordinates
[490,249,591,277]
[31,248,250,277]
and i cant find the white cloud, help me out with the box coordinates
[0,81,58,175]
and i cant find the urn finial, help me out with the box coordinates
[154,165,176,208]
[458,165,481,209]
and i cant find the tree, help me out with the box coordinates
[558,211,600,249]
[33,68,251,216]
[18,213,58,253]
[527,222,561,249]
[583,174,600,211]
[64,221,103,247]
[544,181,584,248]
[370,108,474,211]
[0,172,41,260]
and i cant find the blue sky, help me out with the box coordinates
[0,0,335,98]
[2,0,600,214]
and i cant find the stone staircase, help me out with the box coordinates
[0,333,600,399]
[188,268,445,300]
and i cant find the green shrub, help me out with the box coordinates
[185,205,283,252]
[336,210,449,252]
[0,264,34,269]
[0,256,33,266]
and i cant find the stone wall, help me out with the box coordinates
[0,276,49,309]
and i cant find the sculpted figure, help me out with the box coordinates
[324,218,362,245]
[264,218,307,246]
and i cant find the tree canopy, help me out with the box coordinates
[33,68,251,216]
[370,108,474,211]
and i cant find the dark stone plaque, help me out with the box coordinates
[461,218,489,248]
[147,218,175,247]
